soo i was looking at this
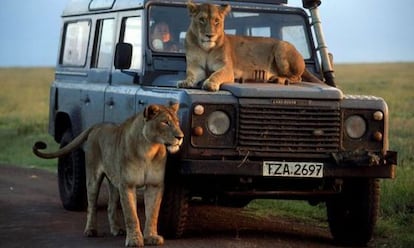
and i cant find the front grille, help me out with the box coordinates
[238,102,341,157]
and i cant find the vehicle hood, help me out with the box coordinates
[221,82,343,99]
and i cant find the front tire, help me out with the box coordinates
[158,173,189,238]
[326,178,380,246]
[57,130,87,211]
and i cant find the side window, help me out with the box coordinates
[61,20,91,66]
[121,16,142,70]
[92,18,115,68]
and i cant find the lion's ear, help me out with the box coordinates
[220,4,231,16]
[144,104,160,120]
[187,0,198,16]
[170,102,180,113]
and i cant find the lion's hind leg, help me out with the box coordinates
[107,181,125,236]
[271,42,304,84]
[84,170,105,237]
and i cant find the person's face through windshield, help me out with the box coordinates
[152,22,171,43]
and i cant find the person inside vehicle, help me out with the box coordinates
[150,21,178,52]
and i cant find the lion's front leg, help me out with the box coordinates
[143,185,164,246]
[202,66,234,92]
[178,65,206,88]
[119,185,144,247]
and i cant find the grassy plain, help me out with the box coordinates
[335,63,414,247]
[0,64,413,246]
[0,67,58,169]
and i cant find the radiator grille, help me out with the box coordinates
[238,103,341,156]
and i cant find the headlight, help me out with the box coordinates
[191,104,236,148]
[345,115,367,139]
[207,111,230,135]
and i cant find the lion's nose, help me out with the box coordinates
[205,34,214,39]
[176,134,184,143]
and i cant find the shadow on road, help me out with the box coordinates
[0,165,338,247]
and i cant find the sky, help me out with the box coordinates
[0,0,413,67]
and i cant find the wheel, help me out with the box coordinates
[158,173,189,238]
[57,130,87,211]
[326,179,380,246]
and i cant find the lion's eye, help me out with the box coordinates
[161,121,170,127]
[214,19,220,25]
[199,17,206,24]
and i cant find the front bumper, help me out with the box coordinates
[178,151,397,179]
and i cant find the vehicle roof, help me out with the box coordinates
[63,0,289,16]
[63,0,144,16]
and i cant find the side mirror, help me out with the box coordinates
[114,43,132,70]
[302,0,321,9]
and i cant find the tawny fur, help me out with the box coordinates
[33,104,184,247]
[178,2,322,91]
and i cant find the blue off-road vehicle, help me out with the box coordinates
[46,0,396,245]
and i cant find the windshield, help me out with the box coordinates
[148,5,311,59]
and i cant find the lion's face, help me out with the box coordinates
[143,104,184,154]
[188,2,231,51]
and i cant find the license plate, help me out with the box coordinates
[263,161,324,178]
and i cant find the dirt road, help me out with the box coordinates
[0,165,337,248]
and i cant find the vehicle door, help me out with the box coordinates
[55,17,107,133]
[104,12,144,123]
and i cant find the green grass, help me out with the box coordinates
[336,63,414,165]
[1,64,413,245]
[0,68,58,170]
[335,65,414,245]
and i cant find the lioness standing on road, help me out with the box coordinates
[178,1,322,91]
[33,103,184,247]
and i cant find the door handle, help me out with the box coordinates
[106,98,115,108]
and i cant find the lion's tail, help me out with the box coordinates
[302,69,324,84]
[33,127,95,159]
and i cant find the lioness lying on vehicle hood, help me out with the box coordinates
[33,103,184,247]
[178,1,322,91]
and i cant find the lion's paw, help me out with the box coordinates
[125,237,144,247]
[111,228,126,237]
[144,235,164,246]
[125,232,144,247]
[84,229,98,237]
[269,76,289,85]
[177,79,194,88]
[202,79,220,92]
